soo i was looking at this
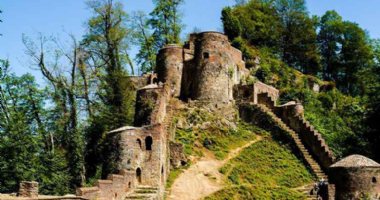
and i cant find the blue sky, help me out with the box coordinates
[1,0,380,82]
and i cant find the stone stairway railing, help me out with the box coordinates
[76,170,136,200]
[239,103,328,181]
[274,104,335,171]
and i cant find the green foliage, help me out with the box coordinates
[82,0,136,181]
[173,107,257,160]
[221,7,242,40]
[222,0,321,75]
[149,0,184,48]
[131,11,157,73]
[0,67,71,194]
[205,138,313,200]
[318,10,373,95]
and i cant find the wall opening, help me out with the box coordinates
[203,52,210,59]
[128,182,131,188]
[372,177,377,183]
[136,139,142,149]
[145,136,153,150]
[136,168,142,184]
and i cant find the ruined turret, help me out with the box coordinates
[156,44,184,97]
[190,32,238,103]
[329,154,380,200]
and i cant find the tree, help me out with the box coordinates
[221,7,241,40]
[318,10,373,95]
[131,11,156,73]
[81,0,136,180]
[317,10,343,81]
[82,0,134,127]
[23,34,85,189]
[0,60,70,194]
[149,0,184,49]
[274,0,321,74]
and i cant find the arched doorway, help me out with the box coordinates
[136,168,142,184]
[145,136,153,150]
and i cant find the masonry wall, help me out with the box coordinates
[116,125,167,187]
[233,81,279,110]
[156,45,184,97]
[189,32,238,102]
[134,85,168,127]
[329,167,380,200]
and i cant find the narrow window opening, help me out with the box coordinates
[372,177,377,183]
[136,168,142,184]
[145,136,153,151]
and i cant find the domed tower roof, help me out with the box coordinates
[330,154,380,168]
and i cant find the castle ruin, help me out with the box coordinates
[5,32,379,200]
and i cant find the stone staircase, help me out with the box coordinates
[254,104,328,180]
[124,186,159,200]
[76,170,136,200]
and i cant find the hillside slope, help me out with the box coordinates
[166,103,314,199]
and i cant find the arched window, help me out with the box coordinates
[145,136,153,151]
[136,168,142,184]
[136,139,142,149]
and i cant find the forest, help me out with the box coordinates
[0,0,379,195]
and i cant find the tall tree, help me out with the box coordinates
[274,0,321,74]
[82,0,134,127]
[23,34,86,188]
[81,0,135,179]
[318,10,373,95]
[0,60,70,194]
[149,0,184,49]
[131,11,156,73]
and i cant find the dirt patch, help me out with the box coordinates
[168,136,262,200]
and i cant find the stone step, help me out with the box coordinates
[253,104,329,182]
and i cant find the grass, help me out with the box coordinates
[173,106,258,160]
[205,137,314,200]
[168,105,314,199]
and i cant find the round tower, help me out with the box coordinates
[329,154,380,200]
[156,44,183,97]
[191,31,236,103]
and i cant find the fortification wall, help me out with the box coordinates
[275,103,335,170]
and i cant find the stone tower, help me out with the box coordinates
[156,44,184,97]
[329,154,380,200]
[190,32,238,103]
